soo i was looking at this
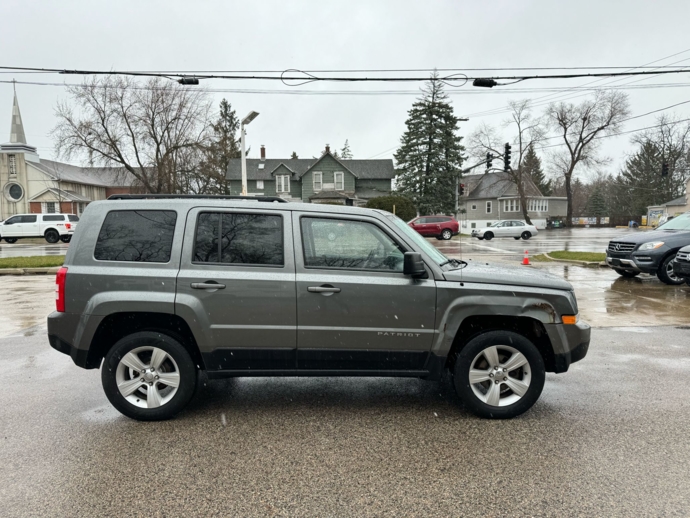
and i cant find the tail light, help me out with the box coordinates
[56,267,68,312]
[65,223,71,230]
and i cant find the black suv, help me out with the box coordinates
[606,212,690,285]
[672,245,690,285]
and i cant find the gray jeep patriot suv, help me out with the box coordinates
[48,195,590,421]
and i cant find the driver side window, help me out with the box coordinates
[4,216,20,225]
[301,217,405,271]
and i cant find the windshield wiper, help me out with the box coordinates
[439,258,466,269]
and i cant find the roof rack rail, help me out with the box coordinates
[107,194,289,203]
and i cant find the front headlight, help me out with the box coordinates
[638,241,665,251]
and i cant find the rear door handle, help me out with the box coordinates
[191,282,226,290]
[307,286,341,293]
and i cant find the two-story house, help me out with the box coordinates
[226,145,394,205]
[458,171,568,231]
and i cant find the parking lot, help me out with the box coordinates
[2,227,690,516]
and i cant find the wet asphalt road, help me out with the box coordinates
[2,324,690,517]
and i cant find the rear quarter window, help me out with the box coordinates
[42,215,65,222]
[68,215,80,222]
[94,210,177,262]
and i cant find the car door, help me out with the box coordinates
[512,221,525,237]
[175,207,297,372]
[20,215,39,236]
[1,215,22,237]
[294,212,437,372]
[411,217,428,235]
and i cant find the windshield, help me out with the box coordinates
[658,213,690,230]
[387,214,448,265]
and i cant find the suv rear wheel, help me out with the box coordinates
[441,229,452,240]
[454,330,545,419]
[44,229,59,244]
[101,331,197,421]
[657,255,684,285]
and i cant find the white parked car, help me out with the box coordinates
[471,220,538,240]
[0,213,79,244]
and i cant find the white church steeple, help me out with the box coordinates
[10,91,27,144]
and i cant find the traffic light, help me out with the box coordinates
[662,163,669,176]
[486,153,493,170]
[504,143,512,171]
[459,183,465,196]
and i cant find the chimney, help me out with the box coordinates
[260,145,266,161]
[325,144,330,154]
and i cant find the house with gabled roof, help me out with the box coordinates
[0,91,136,219]
[226,145,394,205]
[458,171,568,231]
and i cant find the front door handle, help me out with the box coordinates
[191,282,226,290]
[307,285,341,293]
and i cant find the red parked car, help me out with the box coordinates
[408,215,459,240]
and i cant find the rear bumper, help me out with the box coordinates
[47,311,102,369]
[544,321,591,373]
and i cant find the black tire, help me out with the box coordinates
[657,255,684,285]
[477,236,484,240]
[484,232,494,241]
[441,229,452,240]
[44,229,59,244]
[3,237,17,244]
[60,235,72,243]
[521,231,531,240]
[101,331,198,421]
[513,236,521,240]
[454,330,546,419]
[613,268,640,278]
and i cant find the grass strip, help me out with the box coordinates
[0,256,65,269]
[547,251,606,262]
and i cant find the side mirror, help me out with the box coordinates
[403,252,427,278]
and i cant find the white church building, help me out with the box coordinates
[0,91,134,220]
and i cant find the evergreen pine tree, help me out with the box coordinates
[522,144,551,196]
[586,188,608,224]
[394,73,465,214]
[290,151,299,159]
[341,139,353,159]
[202,99,240,194]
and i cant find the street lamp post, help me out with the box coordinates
[240,111,260,196]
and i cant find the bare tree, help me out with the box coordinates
[52,75,213,194]
[546,90,630,226]
[469,100,545,224]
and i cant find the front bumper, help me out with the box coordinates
[606,250,665,274]
[544,321,591,373]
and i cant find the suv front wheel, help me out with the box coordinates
[657,255,684,285]
[101,331,197,421]
[454,330,545,419]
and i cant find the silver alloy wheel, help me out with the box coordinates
[667,261,681,282]
[442,229,452,240]
[468,345,532,407]
[115,346,181,409]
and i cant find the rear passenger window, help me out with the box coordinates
[43,215,65,222]
[68,215,80,222]
[94,210,177,262]
[21,215,37,223]
[193,212,283,266]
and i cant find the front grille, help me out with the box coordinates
[676,252,690,262]
[607,242,636,253]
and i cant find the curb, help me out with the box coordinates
[0,267,60,276]
[543,253,607,267]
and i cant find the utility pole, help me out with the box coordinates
[454,117,470,218]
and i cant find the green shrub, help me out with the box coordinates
[365,195,416,222]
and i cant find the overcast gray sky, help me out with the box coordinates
[1,0,689,178]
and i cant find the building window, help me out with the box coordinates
[256,180,264,190]
[8,155,17,176]
[4,182,23,202]
[486,201,492,214]
[313,172,323,192]
[258,163,265,170]
[471,204,477,210]
[276,175,290,193]
[503,199,520,212]
[471,222,476,229]
[45,202,57,214]
[334,172,344,191]
[528,199,548,212]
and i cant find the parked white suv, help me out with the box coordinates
[0,213,79,244]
